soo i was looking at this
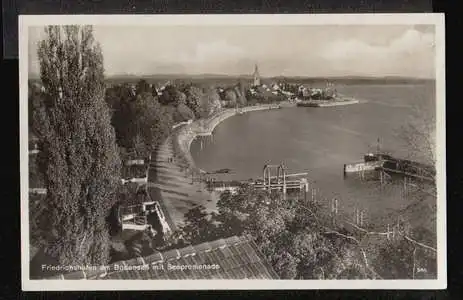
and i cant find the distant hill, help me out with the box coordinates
[105,73,434,86]
[267,76,435,85]
[29,73,435,87]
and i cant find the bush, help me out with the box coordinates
[174,103,195,123]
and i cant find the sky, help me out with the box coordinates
[28,24,436,78]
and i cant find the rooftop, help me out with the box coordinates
[44,235,279,280]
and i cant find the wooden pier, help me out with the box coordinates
[344,154,435,183]
[205,163,309,199]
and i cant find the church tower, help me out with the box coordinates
[253,64,260,86]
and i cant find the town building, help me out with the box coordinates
[118,182,171,234]
[253,64,261,87]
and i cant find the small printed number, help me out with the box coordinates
[416,267,427,273]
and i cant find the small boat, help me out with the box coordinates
[206,168,232,175]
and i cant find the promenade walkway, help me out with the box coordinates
[147,135,218,232]
[148,105,282,232]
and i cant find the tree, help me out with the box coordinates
[236,81,248,106]
[270,249,299,279]
[213,187,370,279]
[132,134,148,158]
[32,25,121,266]
[174,103,195,123]
[184,85,203,118]
[135,79,150,96]
[396,105,437,244]
[105,84,135,148]
[158,85,186,106]
[372,237,415,279]
[160,105,175,127]
[29,82,45,134]
[399,106,436,171]
[175,91,187,107]
[199,87,222,118]
[178,206,223,245]
[129,92,172,153]
[223,89,237,107]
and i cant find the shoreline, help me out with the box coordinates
[173,104,281,175]
[151,104,281,230]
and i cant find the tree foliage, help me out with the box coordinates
[135,79,150,96]
[236,81,248,106]
[129,92,171,154]
[170,185,368,279]
[398,106,436,194]
[159,85,186,106]
[371,237,415,279]
[223,89,237,107]
[184,85,203,118]
[199,88,222,118]
[105,84,135,148]
[32,25,121,266]
[174,103,195,123]
[105,84,172,155]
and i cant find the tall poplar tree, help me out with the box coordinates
[33,25,121,266]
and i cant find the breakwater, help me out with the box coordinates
[297,99,360,107]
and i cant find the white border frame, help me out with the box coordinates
[20,13,446,291]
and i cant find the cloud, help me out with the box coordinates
[170,40,245,64]
[318,28,435,77]
[321,28,434,60]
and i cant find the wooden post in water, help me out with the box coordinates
[268,169,271,192]
[282,167,287,201]
[332,198,338,227]
[304,181,308,203]
[360,210,364,227]
[387,224,390,240]
[403,176,408,197]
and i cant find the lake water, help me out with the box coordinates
[191,83,436,229]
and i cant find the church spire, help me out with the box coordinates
[253,64,260,86]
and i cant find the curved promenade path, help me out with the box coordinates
[147,134,218,232]
[148,105,281,232]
